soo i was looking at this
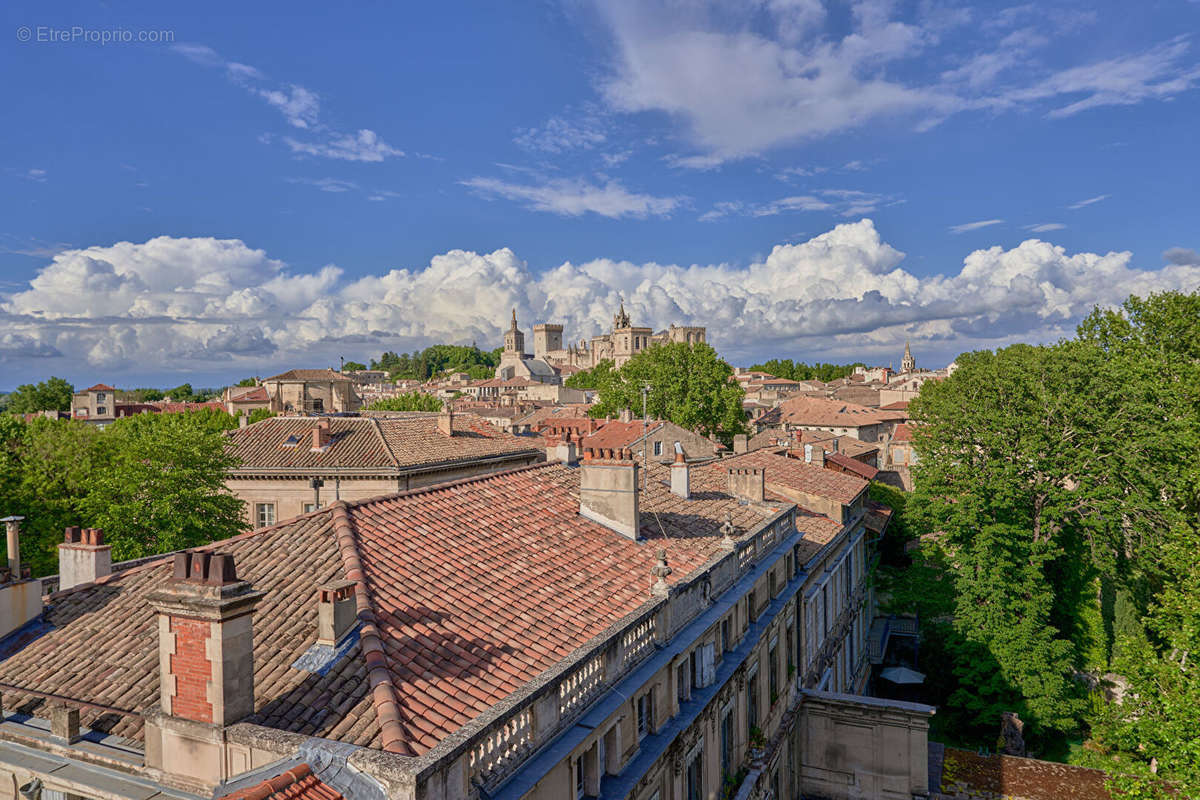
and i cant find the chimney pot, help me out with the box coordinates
[59,526,112,591]
[317,579,357,646]
[1,516,24,578]
[670,443,690,499]
[438,408,454,437]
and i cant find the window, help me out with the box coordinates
[255,503,276,527]
[312,398,324,412]
[96,406,107,415]
[686,745,703,800]
[747,669,759,735]
[636,691,653,740]
[722,617,732,652]
[96,392,106,401]
[749,590,758,622]
[575,754,586,800]
[769,569,777,598]
[303,502,323,513]
[768,640,779,703]
[653,441,662,456]
[677,661,689,704]
[720,706,734,777]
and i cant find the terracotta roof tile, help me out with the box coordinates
[227,414,540,473]
[218,764,344,800]
[0,458,845,757]
[758,396,906,428]
[263,369,351,382]
[707,450,868,505]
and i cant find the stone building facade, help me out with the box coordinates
[0,446,933,800]
[499,304,707,377]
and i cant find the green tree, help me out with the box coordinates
[342,361,367,372]
[6,377,74,413]
[78,412,245,560]
[367,392,445,412]
[747,359,862,382]
[247,408,276,424]
[164,383,195,402]
[235,377,259,387]
[565,359,618,391]
[590,343,746,437]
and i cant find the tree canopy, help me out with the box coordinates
[370,344,500,381]
[5,377,74,413]
[0,410,246,573]
[890,290,1200,795]
[588,342,746,437]
[746,358,863,383]
[366,391,445,413]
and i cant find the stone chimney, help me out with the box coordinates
[670,443,690,499]
[147,551,264,726]
[58,526,112,591]
[3,515,23,577]
[727,467,765,503]
[238,414,248,429]
[733,434,749,454]
[618,408,633,423]
[553,432,578,466]
[437,407,454,437]
[0,516,40,640]
[804,443,825,468]
[317,580,357,647]
[579,447,640,540]
[311,419,331,451]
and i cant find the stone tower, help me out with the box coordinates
[901,340,915,373]
[532,323,563,359]
[504,308,526,356]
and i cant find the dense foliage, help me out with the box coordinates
[588,342,746,437]
[746,358,863,383]
[887,291,1200,796]
[0,410,246,573]
[564,359,617,391]
[370,344,501,380]
[366,392,445,412]
[4,377,74,413]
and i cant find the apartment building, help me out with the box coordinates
[0,444,929,800]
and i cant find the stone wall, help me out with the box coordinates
[932,747,1112,800]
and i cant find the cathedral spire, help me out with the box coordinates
[901,340,915,372]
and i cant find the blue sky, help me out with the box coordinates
[2,0,1199,387]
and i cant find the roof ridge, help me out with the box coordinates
[340,460,559,511]
[369,416,402,469]
[329,500,410,755]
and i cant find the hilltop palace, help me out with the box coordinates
[496,302,706,382]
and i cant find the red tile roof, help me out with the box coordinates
[83,383,115,392]
[230,386,270,403]
[709,450,868,505]
[226,413,541,474]
[264,369,351,382]
[826,451,879,480]
[892,423,914,442]
[580,420,663,450]
[0,460,816,757]
[878,400,910,411]
[758,396,906,428]
[218,764,344,800]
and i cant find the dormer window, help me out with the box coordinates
[282,434,302,448]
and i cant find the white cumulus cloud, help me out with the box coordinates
[4,221,1199,378]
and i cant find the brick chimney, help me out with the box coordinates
[0,516,40,640]
[727,467,765,503]
[733,434,749,454]
[311,418,331,452]
[670,443,690,499]
[804,443,825,468]
[437,407,454,437]
[579,447,640,540]
[317,580,357,647]
[58,526,112,591]
[147,551,264,727]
